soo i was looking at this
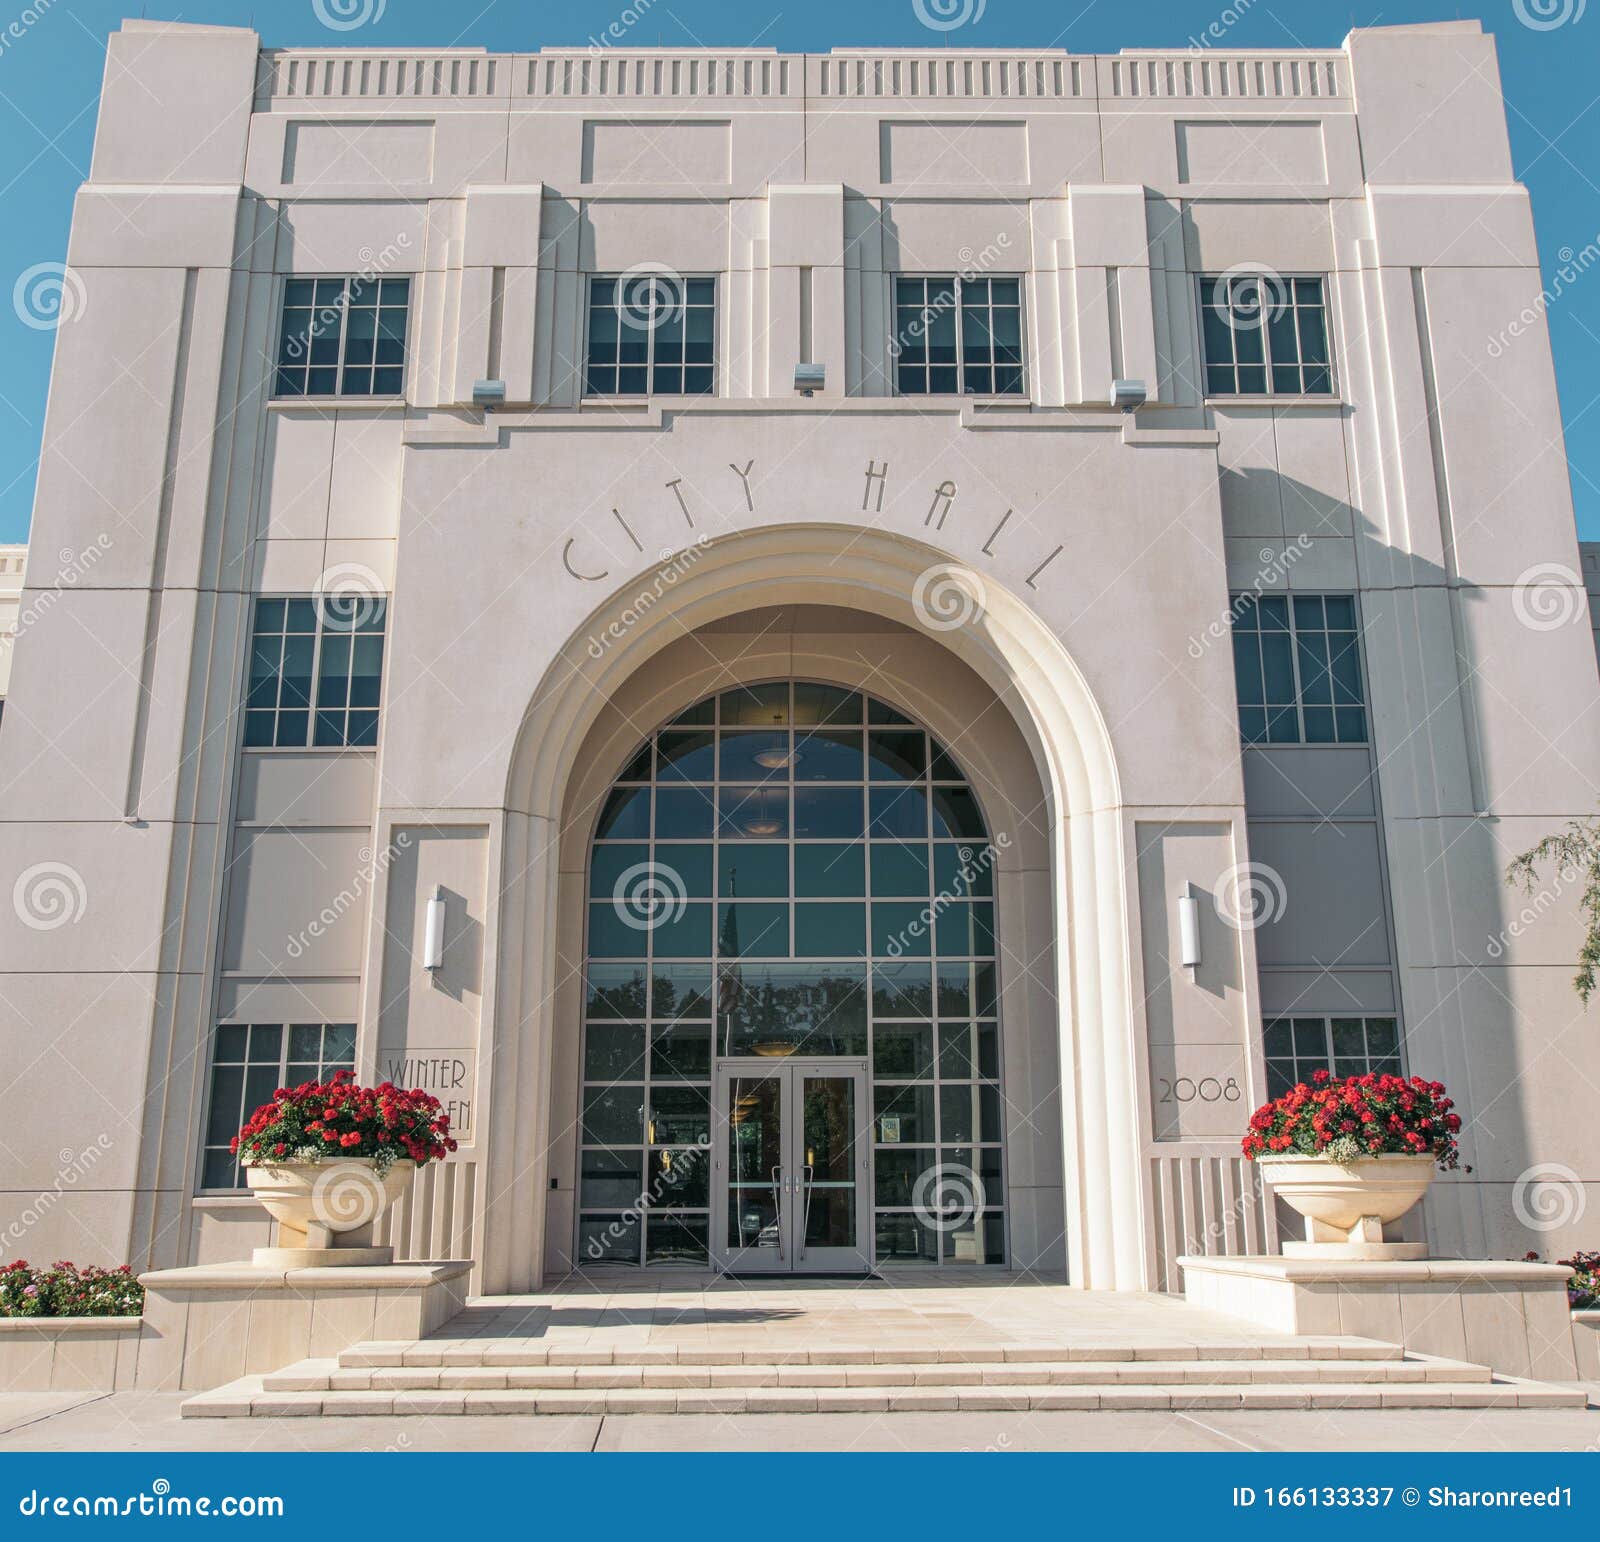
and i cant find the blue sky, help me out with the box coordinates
[0,0,1597,544]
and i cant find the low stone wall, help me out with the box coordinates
[1572,1309,1600,1380]
[0,1262,473,1395]
[134,1261,473,1392]
[1180,1256,1580,1383]
[0,1317,143,1392]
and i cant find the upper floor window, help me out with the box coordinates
[201,1022,355,1190]
[275,276,411,399]
[1230,593,1367,746]
[244,595,387,750]
[1200,274,1332,398]
[1263,1016,1401,1099]
[894,277,1024,397]
[585,274,716,397]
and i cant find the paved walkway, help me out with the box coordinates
[4,1390,1600,1452]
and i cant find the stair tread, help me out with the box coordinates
[264,1356,1491,1392]
[187,1375,1588,1418]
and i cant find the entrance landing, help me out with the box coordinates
[182,1273,1589,1416]
[433,1274,1315,1357]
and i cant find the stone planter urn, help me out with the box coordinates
[1258,1152,1435,1260]
[245,1159,414,1268]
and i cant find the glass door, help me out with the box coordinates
[712,1059,870,1274]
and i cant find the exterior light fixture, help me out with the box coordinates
[1109,378,1148,413]
[794,362,826,396]
[423,885,446,971]
[1178,887,1201,971]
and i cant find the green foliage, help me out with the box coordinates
[0,1261,144,1318]
[1505,821,1600,1004]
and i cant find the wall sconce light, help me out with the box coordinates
[423,885,446,972]
[1178,887,1202,971]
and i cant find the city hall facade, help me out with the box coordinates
[2,19,1597,1297]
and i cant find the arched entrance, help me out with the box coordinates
[575,678,1008,1274]
[489,526,1140,1295]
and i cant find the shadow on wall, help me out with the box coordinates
[1214,461,1599,1261]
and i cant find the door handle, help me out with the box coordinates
[769,1165,785,1261]
[797,1163,815,1261]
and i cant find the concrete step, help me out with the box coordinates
[261,1354,1491,1394]
[184,1374,1588,1419]
[333,1336,1405,1370]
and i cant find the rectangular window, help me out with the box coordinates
[275,276,411,399]
[585,274,716,397]
[1231,593,1367,746]
[1263,1016,1402,1099]
[200,1022,357,1190]
[245,595,387,750]
[1200,274,1332,397]
[894,276,1024,397]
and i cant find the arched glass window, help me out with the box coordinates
[578,682,1005,1271]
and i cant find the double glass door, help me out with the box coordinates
[712,1060,870,1274]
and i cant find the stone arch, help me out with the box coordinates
[485,524,1142,1292]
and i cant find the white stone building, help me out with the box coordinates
[0,547,23,712]
[1,19,1596,1296]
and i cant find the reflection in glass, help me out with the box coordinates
[581,683,1006,1271]
[719,963,869,1058]
[801,1077,858,1250]
[727,1074,783,1251]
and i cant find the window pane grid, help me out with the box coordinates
[585,274,716,398]
[895,276,1025,398]
[1200,274,1333,398]
[275,276,411,400]
[246,595,387,750]
[1230,593,1368,746]
[200,1022,357,1191]
[580,682,1005,1269]
[1263,1016,1403,1100]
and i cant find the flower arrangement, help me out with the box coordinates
[1242,1071,1463,1170]
[0,1261,144,1319]
[1562,1251,1600,1310]
[230,1071,457,1175]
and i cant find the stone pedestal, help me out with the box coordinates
[134,1260,472,1392]
[1180,1255,1579,1383]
